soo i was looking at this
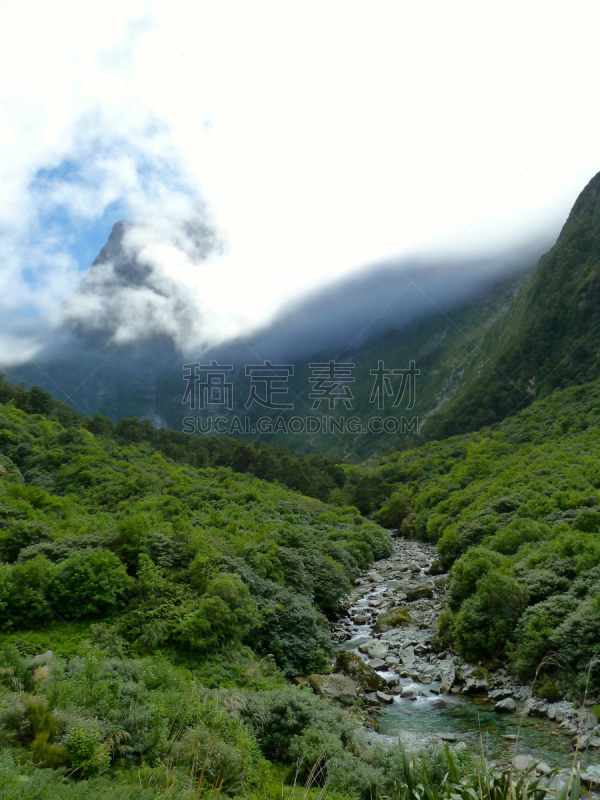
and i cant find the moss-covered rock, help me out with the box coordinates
[428,560,445,576]
[335,651,386,692]
[406,584,434,601]
[373,608,412,633]
[308,672,359,704]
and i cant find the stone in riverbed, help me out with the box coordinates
[376,691,394,704]
[368,658,387,670]
[308,673,358,705]
[512,755,539,771]
[374,608,413,633]
[358,639,389,659]
[438,733,456,742]
[335,651,386,692]
[428,560,445,575]
[495,698,516,713]
[406,584,434,601]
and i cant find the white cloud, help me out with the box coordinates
[1,0,600,364]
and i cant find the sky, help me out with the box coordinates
[1,0,600,363]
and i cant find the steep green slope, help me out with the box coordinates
[426,171,600,440]
[365,378,600,694]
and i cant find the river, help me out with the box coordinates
[332,537,597,776]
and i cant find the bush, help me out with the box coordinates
[453,572,528,660]
[242,686,354,763]
[176,573,259,652]
[255,587,333,676]
[447,548,506,612]
[375,491,412,530]
[48,550,133,618]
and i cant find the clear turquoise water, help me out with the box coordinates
[379,693,587,768]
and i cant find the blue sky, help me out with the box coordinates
[1,0,600,364]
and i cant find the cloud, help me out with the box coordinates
[60,215,221,351]
[2,0,600,367]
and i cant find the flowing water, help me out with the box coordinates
[334,538,592,770]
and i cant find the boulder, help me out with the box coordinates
[524,698,548,717]
[495,698,516,713]
[358,639,389,659]
[387,580,401,590]
[406,585,434,601]
[309,673,358,705]
[335,651,386,692]
[368,658,387,670]
[428,560,445,575]
[438,733,456,742]
[581,766,600,787]
[376,691,394,704]
[28,650,55,668]
[512,755,539,772]
[461,667,490,694]
[401,647,416,667]
[489,688,515,701]
[374,608,413,633]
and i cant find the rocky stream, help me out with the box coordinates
[309,537,600,789]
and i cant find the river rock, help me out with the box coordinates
[401,647,416,667]
[374,608,413,633]
[438,733,456,742]
[387,580,401,590]
[512,755,539,771]
[376,691,394,704]
[581,766,600,787]
[309,673,358,704]
[406,584,434,601]
[358,639,389,659]
[368,658,387,670]
[495,698,516,713]
[428,560,445,575]
[489,688,515,701]
[336,651,386,692]
[461,666,490,693]
[524,698,549,717]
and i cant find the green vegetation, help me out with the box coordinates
[362,378,600,692]
[0,377,402,796]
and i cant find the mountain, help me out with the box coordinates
[6,221,549,459]
[425,171,600,440]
